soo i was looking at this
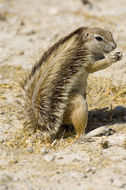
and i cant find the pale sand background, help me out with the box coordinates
[0,0,126,190]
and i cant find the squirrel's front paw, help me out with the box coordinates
[108,51,122,63]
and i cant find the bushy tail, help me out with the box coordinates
[21,27,89,136]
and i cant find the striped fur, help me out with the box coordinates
[21,26,116,137]
[21,27,93,135]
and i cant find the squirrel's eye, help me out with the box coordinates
[95,36,103,41]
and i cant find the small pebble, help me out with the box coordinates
[48,8,58,15]
[40,147,48,155]
[86,167,96,174]
[26,139,32,144]
[20,21,25,26]
[100,140,110,149]
[44,155,56,162]
[113,179,126,188]
[18,50,24,55]
[21,28,36,35]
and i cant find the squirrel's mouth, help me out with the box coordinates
[103,49,114,58]
[95,49,113,61]
[95,53,105,61]
[101,49,114,60]
[100,53,105,60]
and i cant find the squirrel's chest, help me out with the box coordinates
[71,71,89,97]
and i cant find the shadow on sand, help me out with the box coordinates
[86,105,126,133]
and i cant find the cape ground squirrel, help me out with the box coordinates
[21,27,122,139]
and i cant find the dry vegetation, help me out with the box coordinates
[0,64,126,150]
[0,0,126,190]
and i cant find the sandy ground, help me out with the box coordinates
[0,0,126,190]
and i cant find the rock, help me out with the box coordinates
[85,126,115,138]
[113,178,126,188]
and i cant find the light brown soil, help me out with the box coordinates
[0,0,126,190]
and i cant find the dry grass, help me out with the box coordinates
[87,76,126,109]
[0,65,126,153]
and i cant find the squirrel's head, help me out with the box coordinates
[82,27,117,59]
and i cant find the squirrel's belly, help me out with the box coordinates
[63,71,89,125]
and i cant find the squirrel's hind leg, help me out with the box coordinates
[69,94,88,140]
